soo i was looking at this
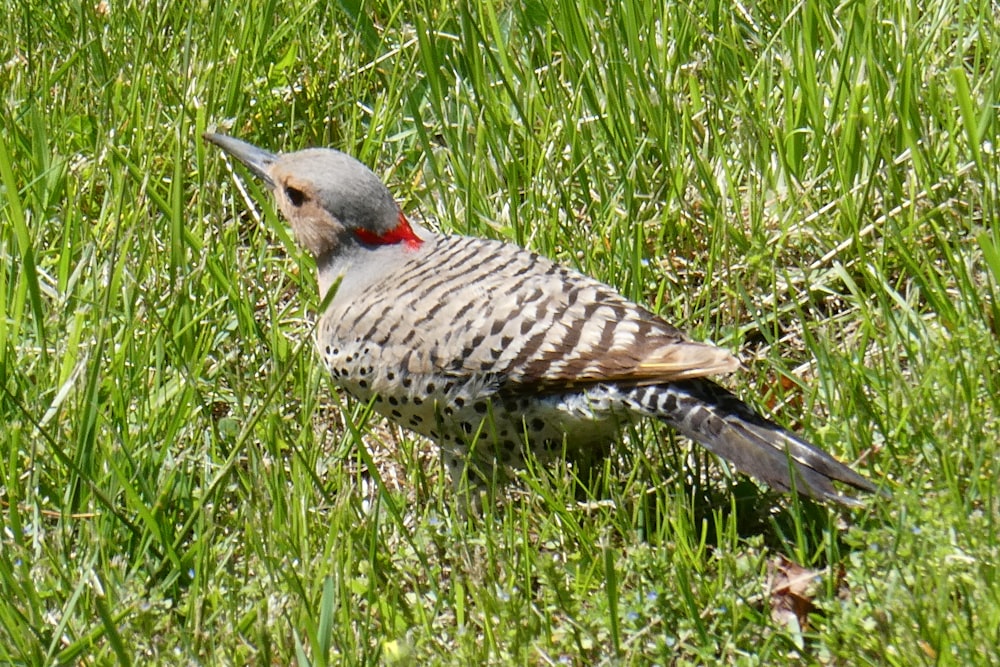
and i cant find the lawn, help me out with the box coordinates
[1,0,998,664]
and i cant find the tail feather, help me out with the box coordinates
[654,379,878,506]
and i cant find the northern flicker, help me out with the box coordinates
[205,133,878,506]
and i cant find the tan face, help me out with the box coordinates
[269,166,346,258]
[205,134,411,259]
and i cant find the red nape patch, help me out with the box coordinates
[353,211,423,249]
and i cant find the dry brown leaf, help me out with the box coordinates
[767,555,823,631]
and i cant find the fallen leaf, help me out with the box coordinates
[768,555,823,631]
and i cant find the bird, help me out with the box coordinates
[204,132,878,507]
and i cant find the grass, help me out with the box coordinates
[2,0,998,663]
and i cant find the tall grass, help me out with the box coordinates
[1,0,997,663]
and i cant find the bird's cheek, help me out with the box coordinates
[291,214,346,256]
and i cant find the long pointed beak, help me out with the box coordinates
[203,133,278,189]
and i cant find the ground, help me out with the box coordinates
[1,0,998,664]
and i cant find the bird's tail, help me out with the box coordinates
[633,379,878,506]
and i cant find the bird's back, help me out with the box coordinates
[320,233,738,392]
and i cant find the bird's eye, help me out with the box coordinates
[285,186,306,207]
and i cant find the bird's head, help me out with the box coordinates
[204,133,422,260]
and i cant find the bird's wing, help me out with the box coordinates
[416,238,741,387]
[490,281,742,388]
[330,236,741,387]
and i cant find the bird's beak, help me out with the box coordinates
[203,133,278,189]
